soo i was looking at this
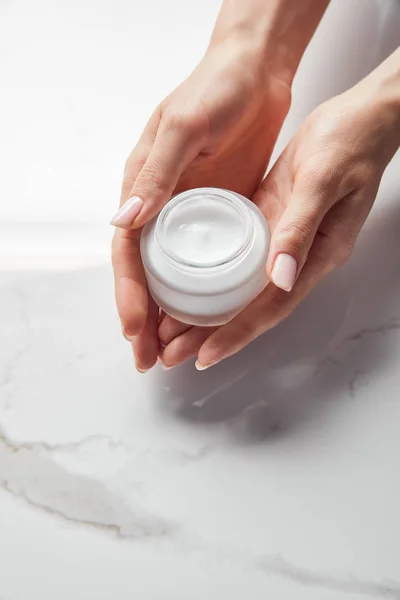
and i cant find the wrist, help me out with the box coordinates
[208,26,295,88]
[208,0,330,88]
[204,33,292,122]
[352,49,400,155]
[373,55,400,134]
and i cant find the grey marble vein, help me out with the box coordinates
[0,424,175,538]
[256,555,400,599]
[313,315,400,401]
[1,288,32,410]
[347,318,400,343]
[348,369,368,399]
[4,420,399,599]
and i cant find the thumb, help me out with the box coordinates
[266,181,332,292]
[111,115,205,230]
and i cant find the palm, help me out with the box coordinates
[157,104,288,366]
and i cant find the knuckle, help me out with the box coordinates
[258,171,280,204]
[138,162,170,196]
[111,245,126,271]
[307,99,349,144]
[163,110,194,133]
[163,108,208,143]
[111,231,137,268]
[311,109,339,141]
[299,160,340,197]
[276,218,315,254]
[280,219,314,240]
[236,317,258,341]
[344,160,379,191]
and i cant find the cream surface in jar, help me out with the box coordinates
[140,188,270,326]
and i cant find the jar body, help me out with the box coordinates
[144,263,268,326]
[140,188,270,326]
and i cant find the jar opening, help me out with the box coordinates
[155,189,253,268]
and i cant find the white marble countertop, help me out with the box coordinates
[1,1,400,598]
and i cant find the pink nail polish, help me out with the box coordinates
[111,196,143,228]
[271,253,297,292]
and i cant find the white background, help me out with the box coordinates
[1,0,399,265]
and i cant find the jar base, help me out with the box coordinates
[155,301,240,327]
[151,279,269,327]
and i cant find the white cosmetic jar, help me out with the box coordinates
[140,188,270,326]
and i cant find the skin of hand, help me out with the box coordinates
[160,50,400,370]
[111,37,291,371]
[111,0,330,372]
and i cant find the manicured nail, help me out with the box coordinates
[156,357,173,371]
[111,196,144,228]
[195,359,215,371]
[122,327,135,342]
[271,253,297,292]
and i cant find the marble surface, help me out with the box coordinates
[1,0,400,598]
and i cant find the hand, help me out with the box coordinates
[111,37,291,371]
[160,68,400,370]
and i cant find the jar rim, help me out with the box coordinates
[154,188,253,269]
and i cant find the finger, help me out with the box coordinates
[196,185,376,371]
[195,236,337,371]
[119,108,162,206]
[111,113,206,229]
[258,166,338,293]
[111,110,161,338]
[252,147,292,230]
[158,315,192,346]
[162,326,217,368]
[132,294,160,372]
[158,310,167,338]
[112,228,147,337]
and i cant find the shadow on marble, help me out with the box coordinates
[153,194,400,443]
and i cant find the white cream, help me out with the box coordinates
[163,197,246,265]
[140,188,270,326]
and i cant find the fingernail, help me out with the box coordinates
[122,328,135,342]
[271,253,297,292]
[156,357,173,371]
[195,359,216,371]
[136,364,148,374]
[111,196,144,228]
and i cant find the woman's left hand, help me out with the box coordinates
[160,69,400,370]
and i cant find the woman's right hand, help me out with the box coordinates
[111,35,292,371]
